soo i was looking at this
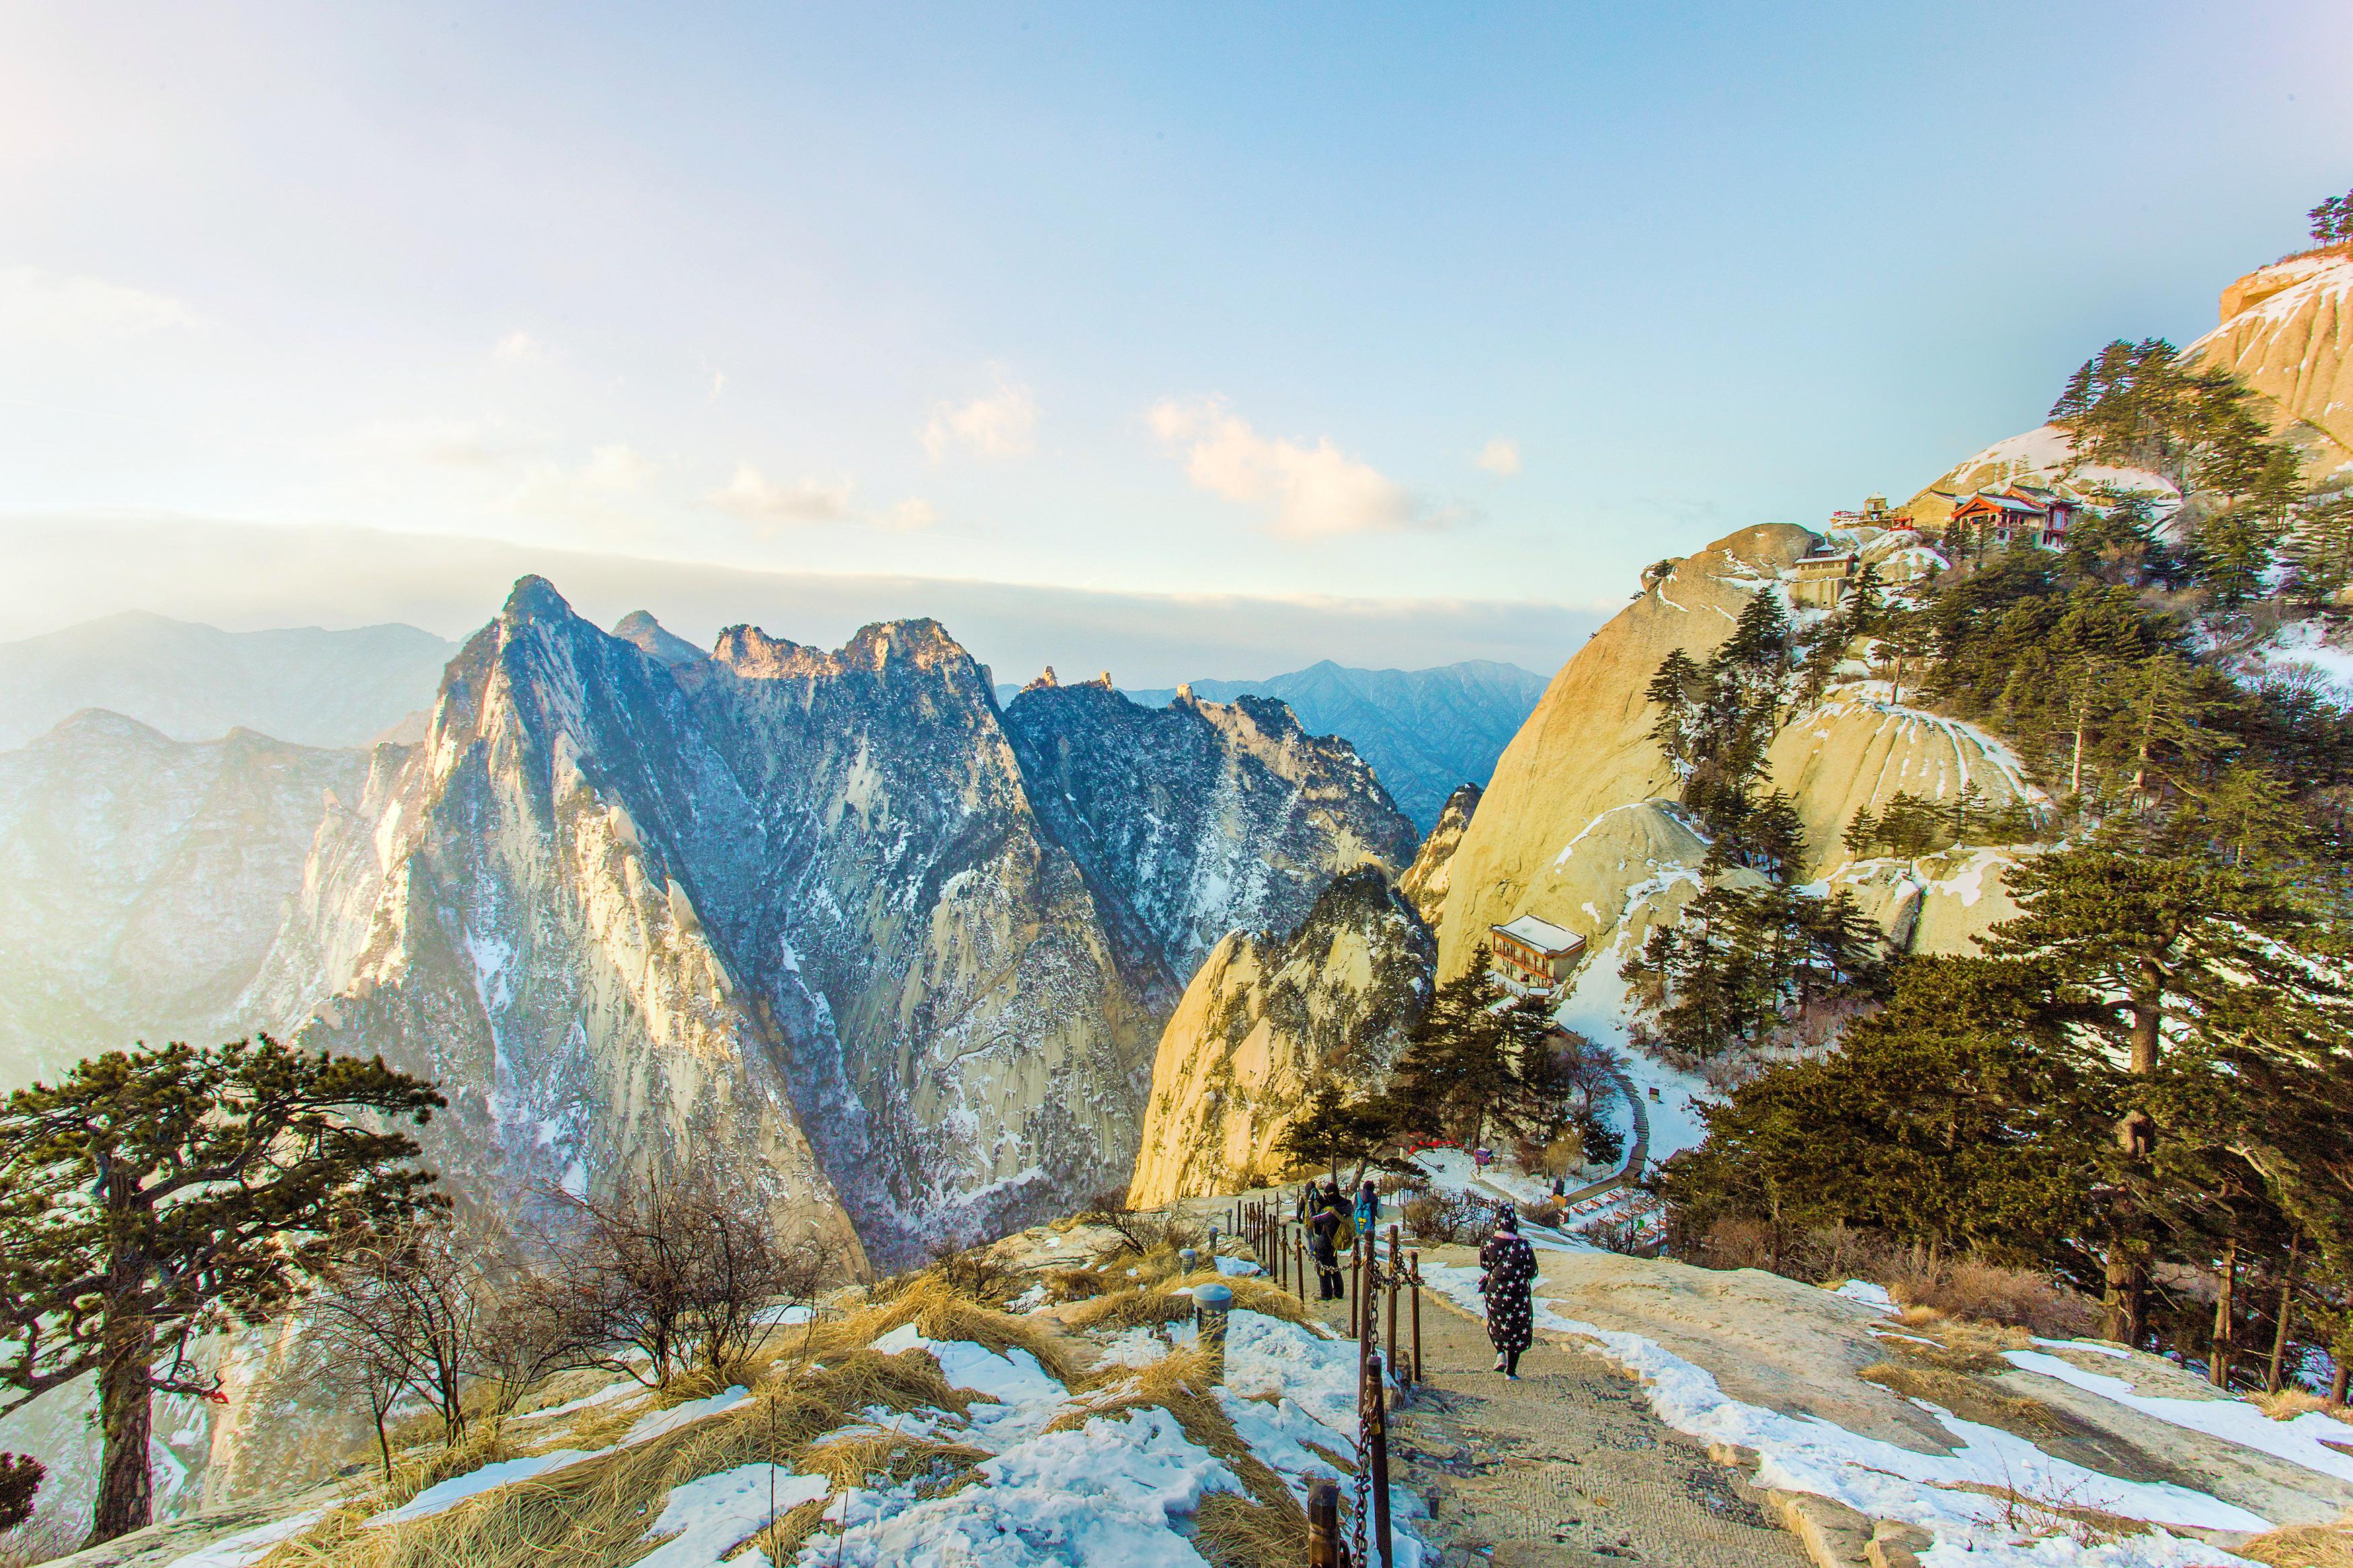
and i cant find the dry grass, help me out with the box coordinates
[1164,1268,1316,1329]
[1943,1479,2141,1548]
[2241,1513,2353,1567]
[2255,1389,2338,1421]
[1884,1256,2098,1339]
[1065,1283,1197,1334]
[814,1274,1086,1386]
[1193,1489,1309,1568]
[1862,1359,2065,1439]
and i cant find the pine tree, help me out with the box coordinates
[0,1452,40,1533]
[1383,960,1514,1147]
[2313,190,2353,245]
[1275,1081,1404,1188]
[0,1038,443,1544]
[1982,823,2345,1345]
[2286,485,2353,608]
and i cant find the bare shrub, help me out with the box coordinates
[536,1170,847,1387]
[924,1241,1017,1305]
[1886,1253,2098,1339]
[1517,1197,1567,1231]
[1402,1190,1484,1245]
[302,1217,505,1471]
[1077,1190,1201,1260]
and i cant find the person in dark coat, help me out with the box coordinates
[1478,1206,1538,1377]
[1307,1184,1348,1301]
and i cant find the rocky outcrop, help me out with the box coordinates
[1002,682,1420,998]
[612,610,705,667]
[1433,525,1813,981]
[1401,782,1479,931]
[1764,696,2034,875]
[2194,245,2353,477]
[1126,868,1433,1207]
[1435,526,2042,987]
[243,583,1176,1265]
[0,712,366,1089]
[1121,661,1548,831]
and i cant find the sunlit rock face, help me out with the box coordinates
[1127,867,1433,1208]
[1401,782,1480,933]
[0,710,366,1090]
[2196,245,2353,477]
[235,583,1416,1266]
[1000,678,1421,1003]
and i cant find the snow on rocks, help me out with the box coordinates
[2003,1350,2353,1487]
[159,1507,332,1568]
[1421,1265,2272,1563]
[870,1325,1064,1407]
[793,1405,1238,1568]
[1831,1280,1899,1315]
[637,1464,829,1568]
[370,1449,604,1526]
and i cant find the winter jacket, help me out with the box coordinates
[1478,1229,1538,1354]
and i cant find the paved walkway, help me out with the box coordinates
[1306,1259,1804,1568]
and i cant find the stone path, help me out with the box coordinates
[1303,1259,1804,1568]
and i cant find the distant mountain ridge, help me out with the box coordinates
[1107,659,1546,831]
[0,611,457,751]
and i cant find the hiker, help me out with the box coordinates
[1307,1184,1347,1301]
[1353,1178,1380,1237]
[1478,1204,1538,1378]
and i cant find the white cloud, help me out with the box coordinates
[493,330,541,362]
[885,497,939,531]
[1476,436,1521,477]
[347,415,530,469]
[922,372,1038,462]
[708,463,859,528]
[0,265,201,339]
[1148,397,1459,538]
[581,444,655,490]
[706,464,937,534]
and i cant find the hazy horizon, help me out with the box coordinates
[5,3,2350,674]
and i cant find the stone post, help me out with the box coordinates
[1194,1280,1234,1380]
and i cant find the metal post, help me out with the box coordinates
[1179,1247,1198,1278]
[1409,1249,1423,1386]
[1294,1234,1308,1303]
[1385,1224,1400,1399]
[1195,1280,1234,1382]
[1306,1478,1343,1568]
[1363,1349,1394,1568]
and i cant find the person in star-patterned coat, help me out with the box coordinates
[1478,1206,1537,1377]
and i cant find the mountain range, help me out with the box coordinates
[0,612,458,751]
[1116,659,1546,831]
[0,581,1420,1266]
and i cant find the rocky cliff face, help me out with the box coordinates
[1126,868,1433,1207]
[1121,661,1547,831]
[0,711,366,1089]
[1435,526,2036,987]
[1400,782,1479,932]
[233,581,1414,1266]
[2195,244,2353,477]
[245,583,1160,1264]
[1002,677,1421,1001]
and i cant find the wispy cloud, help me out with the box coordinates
[580,444,655,490]
[709,464,856,527]
[1476,436,1521,477]
[346,415,534,470]
[1148,397,1462,538]
[922,370,1038,462]
[0,266,202,339]
[707,463,938,535]
[492,330,542,362]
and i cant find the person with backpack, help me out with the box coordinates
[1353,1178,1380,1239]
[1479,1205,1538,1378]
[1307,1183,1349,1301]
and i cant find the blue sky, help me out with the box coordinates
[3,1,2349,678]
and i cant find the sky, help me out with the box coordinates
[3,1,2350,682]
